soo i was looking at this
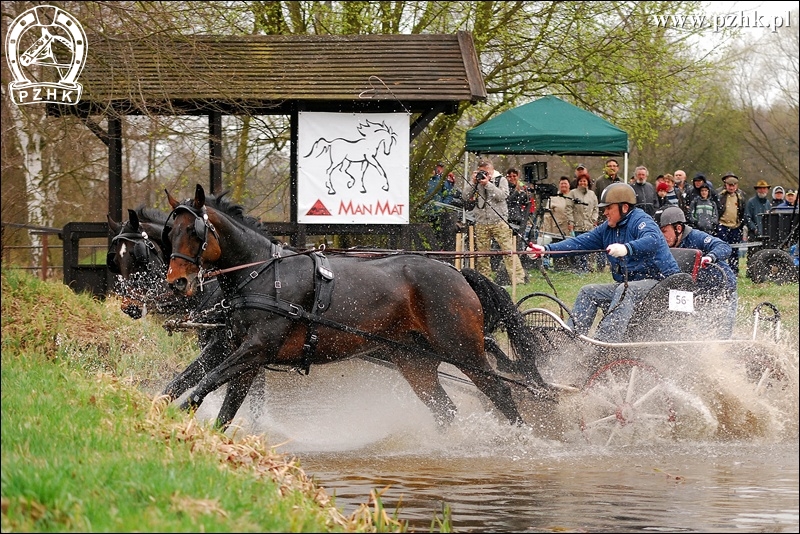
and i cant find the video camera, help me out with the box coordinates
[522,161,558,199]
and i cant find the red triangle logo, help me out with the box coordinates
[306,199,331,216]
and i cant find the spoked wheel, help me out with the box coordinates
[579,359,676,446]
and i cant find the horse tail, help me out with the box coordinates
[303,138,330,159]
[461,268,548,388]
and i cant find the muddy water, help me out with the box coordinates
[193,345,798,532]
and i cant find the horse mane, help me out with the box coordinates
[203,192,283,247]
[133,205,169,226]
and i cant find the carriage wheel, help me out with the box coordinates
[579,359,676,446]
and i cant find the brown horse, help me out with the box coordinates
[162,184,550,430]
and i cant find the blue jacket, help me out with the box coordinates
[545,207,680,282]
[679,227,737,293]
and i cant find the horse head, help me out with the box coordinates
[107,208,169,318]
[379,122,396,155]
[107,208,165,279]
[164,184,222,296]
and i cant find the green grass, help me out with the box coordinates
[1,268,411,533]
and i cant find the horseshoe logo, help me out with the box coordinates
[5,5,87,106]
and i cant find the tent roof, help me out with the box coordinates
[465,95,628,156]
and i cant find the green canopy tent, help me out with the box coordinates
[464,95,629,180]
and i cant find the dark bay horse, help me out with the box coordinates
[107,207,172,319]
[162,184,550,430]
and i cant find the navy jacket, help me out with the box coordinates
[545,207,680,283]
[679,227,737,293]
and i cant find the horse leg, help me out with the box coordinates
[179,338,270,425]
[343,160,357,189]
[216,368,259,430]
[162,335,230,400]
[458,365,524,426]
[366,155,389,191]
[325,161,338,194]
[393,354,456,427]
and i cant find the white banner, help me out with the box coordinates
[298,112,409,224]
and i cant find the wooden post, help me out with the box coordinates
[41,233,48,281]
[455,232,463,270]
[468,225,475,270]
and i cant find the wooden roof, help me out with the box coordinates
[57,32,486,117]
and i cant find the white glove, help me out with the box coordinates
[606,243,628,258]
[700,255,713,268]
[526,244,545,259]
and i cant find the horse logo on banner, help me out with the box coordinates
[5,5,87,106]
[304,120,398,195]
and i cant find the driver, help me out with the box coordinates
[655,206,738,339]
[527,183,680,342]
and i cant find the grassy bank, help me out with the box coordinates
[1,269,411,532]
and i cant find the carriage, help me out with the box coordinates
[492,286,791,445]
[108,185,795,444]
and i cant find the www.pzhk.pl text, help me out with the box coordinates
[652,11,793,33]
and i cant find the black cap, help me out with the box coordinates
[693,173,706,181]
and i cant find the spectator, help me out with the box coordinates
[716,173,747,275]
[595,158,622,201]
[660,174,685,211]
[745,180,772,238]
[687,184,719,234]
[673,169,688,196]
[630,165,658,217]
[526,183,680,342]
[572,164,592,190]
[465,159,526,287]
[594,159,623,272]
[566,175,599,272]
[425,162,458,250]
[684,172,721,217]
[505,168,532,231]
[655,206,737,339]
[505,167,533,269]
[774,189,797,210]
[656,181,671,208]
[771,186,785,207]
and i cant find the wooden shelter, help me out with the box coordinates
[49,32,486,296]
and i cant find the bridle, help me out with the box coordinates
[107,228,162,275]
[163,203,219,268]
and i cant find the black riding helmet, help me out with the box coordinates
[654,206,686,234]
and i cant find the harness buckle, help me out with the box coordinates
[274,281,282,289]
[249,271,259,280]
[288,304,300,316]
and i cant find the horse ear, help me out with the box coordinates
[166,189,179,209]
[128,209,140,229]
[107,213,122,234]
[194,184,206,210]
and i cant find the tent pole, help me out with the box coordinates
[624,153,629,184]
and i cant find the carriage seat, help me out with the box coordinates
[625,248,702,341]
[669,248,702,280]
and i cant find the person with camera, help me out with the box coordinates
[465,159,526,287]
[526,183,680,342]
